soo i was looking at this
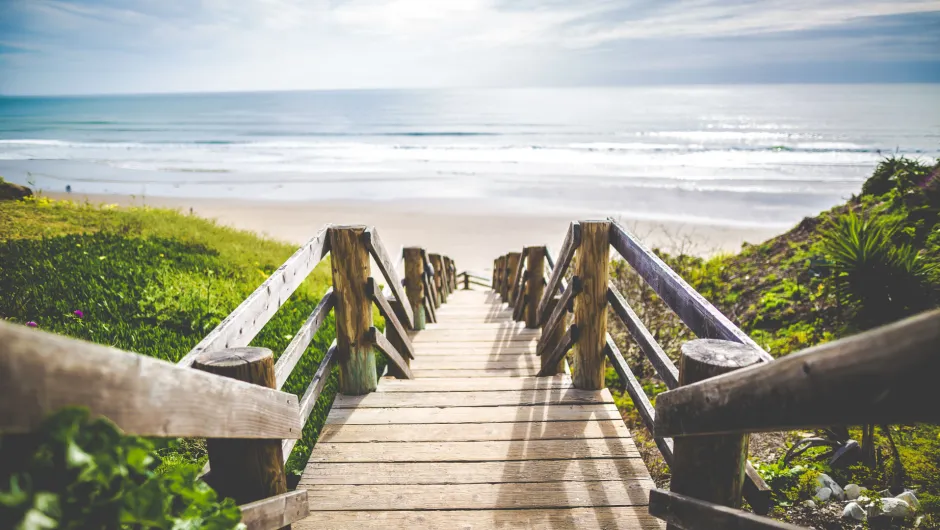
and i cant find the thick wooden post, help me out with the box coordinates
[540,297,568,375]
[429,254,446,304]
[505,252,521,305]
[463,272,470,290]
[571,220,610,390]
[496,255,506,296]
[403,248,426,331]
[330,226,377,395]
[668,339,763,521]
[525,246,546,329]
[192,347,287,505]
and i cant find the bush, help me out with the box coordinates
[0,408,243,529]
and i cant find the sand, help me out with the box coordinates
[47,193,781,273]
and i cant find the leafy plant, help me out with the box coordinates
[0,408,244,529]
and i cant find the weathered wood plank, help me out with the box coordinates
[538,221,581,324]
[310,438,641,462]
[538,324,578,377]
[274,288,334,389]
[367,277,415,360]
[303,480,654,510]
[332,388,610,408]
[239,490,309,530]
[374,375,572,392]
[0,322,302,438]
[412,344,537,355]
[324,403,621,424]
[609,219,772,362]
[180,225,330,366]
[368,327,414,380]
[572,220,610,390]
[648,489,802,530]
[408,359,539,370]
[608,284,679,389]
[655,309,940,437]
[317,419,632,442]
[331,225,377,395]
[300,458,649,485]
[294,507,663,529]
[412,368,541,378]
[537,276,580,356]
[283,340,337,460]
[363,227,414,329]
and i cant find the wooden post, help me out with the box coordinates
[492,258,498,289]
[496,255,506,296]
[525,246,546,329]
[192,347,287,505]
[540,297,568,375]
[668,339,763,521]
[403,248,426,331]
[463,272,470,290]
[505,252,521,305]
[330,225,377,395]
[429,254,446,304]
[571,220,610,390]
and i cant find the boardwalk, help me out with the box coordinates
[298,288,663,529]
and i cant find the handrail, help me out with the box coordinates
[179,226,331,367]
[509,248,526,304]
[364,227,414,329]
[239,490,310,530]
[543,246,568,293]
[649,490,803,530]
[537,222,581,324]
[608,219,772,362]
[367,327,414,379]
[536,276,581,356]
[607,284,679,389]
[537,324,578,376]
[282,340,337,459]
[655,309,940,437]
[368,277,416,360]
[274,288,335,389]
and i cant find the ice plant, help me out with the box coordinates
[26,321,38,327]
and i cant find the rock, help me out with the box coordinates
[816,474,845,500]
[803,500,817,509]
[842,502,866,521]
[815,487,832,501]
[896,491,919,510]
[857,496,870,505]
[869,498,913,519]
[845,484,861,500]
[0,179,32,201]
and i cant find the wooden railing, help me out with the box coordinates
[490,219,939,529]
[0,224,458,529]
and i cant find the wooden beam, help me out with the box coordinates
[656,310,940,437]
[330,225,377,395]
[0,322,301,439]
[422,250,440,308]
[608,219,772,362]
[539,297,569,376]
[505,251,522,305]
[364,227,414,330]
[512,274,527,322]
[536,276,581,356]
[274,288,334,389]
[538,222,581,324]
[180,225,330,367]
[367,327,414,379]
[509,248,527,307]
[572,220,610,390]
[607,284,679,389]
[429,253,447,304]
[368,278,415,360]
[239,490,309,530]
[404,248,427,330]
[283,340,337,460]
[525,247,546,329]
[648,490,804,530]
[537,324,579,377]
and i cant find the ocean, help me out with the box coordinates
[1,85,938,229]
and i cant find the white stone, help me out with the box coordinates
[815,487,832,501]
[870,498,913,519]
[844,484,861,500]
[857,496,871,505]
[803,500,817,509]
[896,491,920,510]
[816,474,845,500]
[842,502,866,521]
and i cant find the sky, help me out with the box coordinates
[1,0,939,95]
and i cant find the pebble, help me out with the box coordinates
[803,500,816,509]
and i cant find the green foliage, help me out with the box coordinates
[820,211,935,328]
[861,156,936,198]
[753,460,829,507]
[0,408,243,529]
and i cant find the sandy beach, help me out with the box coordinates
[48,192,781,273]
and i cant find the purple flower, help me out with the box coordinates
[74,310,84,318]
[26,321,38,328]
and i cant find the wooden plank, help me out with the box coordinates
[538,324,578,377]
[412,368,541,378]
[408,359,539,370]
[412,331,539,343]
[412,345,537,356]
[274,288,334,389]
[294,507,663,530]
[648,489,803,530]
[375,375,572,392]
[609,219,772,362]
[283,340,336,460]
[318,419,632,442]
[655,309,940,437]
[421,322,527,330]
[368,277,415,360]
[509,248,526,307]
[572,220,610,390]
[325,403,622,424]
[0,322,301,439]
[310,438,641,462]
[363,227,414,329]
[239,490,309,530]
[180,225,330,366]
[608,284,679,389]
[537,276,580,356]
[538,221,581,324]
[331,226,378,394]
[368,327,414,380]
[300,458,650,485]
[332,388,610,408]
[304,480,654,510]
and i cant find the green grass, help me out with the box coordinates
[0,195,340,476]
